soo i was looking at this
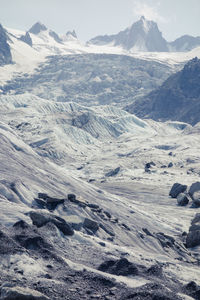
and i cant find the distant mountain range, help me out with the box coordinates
[88,16,200,52]
[0,17,199,66]
[125,57,200,125]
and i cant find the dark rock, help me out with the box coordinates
[105,167,120,177]
[99,242,106,247]
[168,162,173,168]
[0,24,12,65]
[34,198,46,208]
[98,258,138,276]
[145,162,156,169]
[189,182,200,199]
[169,183,187,198]
[87,203,99,209]
[83,218,99,233]
[29,211,74,236]
[67,193,76,202]
[191,213,200,225]
[147,264,163,277]
[104,211,111,218]
[99,223,115,236]
[13,220,30,230]
[168,152,173,156]
[19,32,32,46]
[183,281,200,300]
[142,228,154,237]
[186,214,200,247]
[176,193,189,206]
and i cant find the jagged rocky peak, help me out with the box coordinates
[66,30,77,39]
[49,30,62,43]
[89,16,168,52]
[0,23,12,65]
[29,21,47,34]
[19,32,32,46]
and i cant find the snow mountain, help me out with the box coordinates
[88,16,169,52]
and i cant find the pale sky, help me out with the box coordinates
[0,0,199,42]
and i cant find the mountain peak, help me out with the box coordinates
[66,30,77,39]
[89,16,168,52]
[29,22,47,34]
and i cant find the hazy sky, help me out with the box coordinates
[0,0,199,42]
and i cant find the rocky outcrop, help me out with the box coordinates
[98,258,138,276]
[0,24,12,65]
[29,211,74,236]
[19,32,32,46]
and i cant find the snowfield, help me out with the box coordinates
[0,23,200,300]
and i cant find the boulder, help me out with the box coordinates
[186,214,200,247]
[168,162,173,168]
[98,258,138,276]
[188,182,200,199]
[176,193,189,206]
[191,191,200,207]
[0,285,49,300]
[83,218,99,233]
[29,211,74,236]
[169,183,187,198]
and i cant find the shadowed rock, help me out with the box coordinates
[29,211,74,236]
[177,193,189,206]
[169,183,187,198]
[83,218,99,233]
[98,258,138,276]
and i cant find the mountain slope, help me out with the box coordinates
[125,57,200,125]
[169,35,200,52]
[0,24,12,65]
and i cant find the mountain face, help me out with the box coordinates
[169,35,200,52]
[88,16,169,52]
[29,21,47,34]
[0,24,12,65]
[125,57,200,125]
